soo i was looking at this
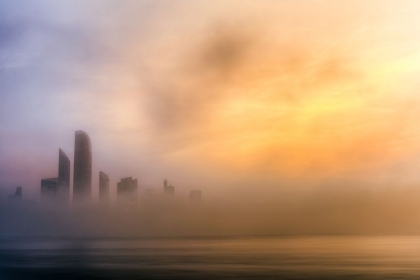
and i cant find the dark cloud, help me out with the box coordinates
[143,23,259,132]
[193,24,254,81]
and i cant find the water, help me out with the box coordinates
[1,236,420,279]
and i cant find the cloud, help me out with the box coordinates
[141,23,259,132]
[134,16,368,165]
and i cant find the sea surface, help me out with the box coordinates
[1,236,420,279]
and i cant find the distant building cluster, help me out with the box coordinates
[8,130,203,206]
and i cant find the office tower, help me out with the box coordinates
[189,190,202,202]
[58,148,70,202]
[73,130,92,202]
[99,171,110,201]
[163,179,174,198]
[41,149,70,202]
[117,177,138,201]
[58,148,70,193]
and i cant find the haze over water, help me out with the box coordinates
[2,236,420,279]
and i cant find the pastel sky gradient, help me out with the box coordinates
[2,0,420,201]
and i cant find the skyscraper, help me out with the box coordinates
[99,171,110,201]
[40,149,70,202]
[58,148,70,196]
[73,130,92,202]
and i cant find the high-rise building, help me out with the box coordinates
[41,149,70,202]
[117,177,138,201]
[163,179,175,198]
[73,130,92,202]
[99,171,110,201]
[58,148,70,196]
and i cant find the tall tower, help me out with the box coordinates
[58,148,70,195]
[73,130,92,202]
[99,171,110,201]
[40,149,71,203]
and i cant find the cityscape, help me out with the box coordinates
[9,130,202,207]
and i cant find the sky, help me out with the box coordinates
[2,0,420,202]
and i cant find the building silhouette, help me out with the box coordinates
[58,148,70,195]
[189,190,202,202]
[117,177,138,201]
[99,171,110,201]
[41,149,70,202]
[73,130,92,202]
[163,179,174,198]
[8,186,22,203]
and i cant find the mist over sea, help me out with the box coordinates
[2,236,420,280]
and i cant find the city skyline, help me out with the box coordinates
[34,130,194,204]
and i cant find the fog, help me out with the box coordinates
[2,183,420,238]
